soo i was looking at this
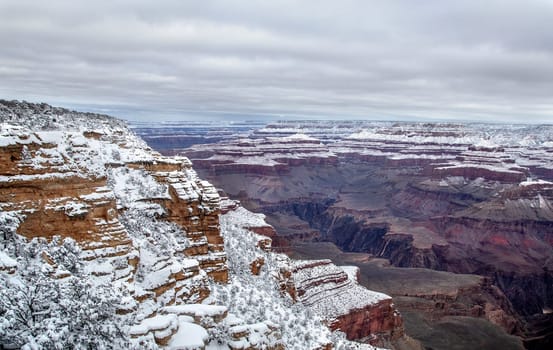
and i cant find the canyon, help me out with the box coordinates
[0,100,415,350]
[134,120,553,350]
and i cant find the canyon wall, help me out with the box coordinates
[1,101,406,350]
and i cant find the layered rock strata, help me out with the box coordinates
[0,100,228,348]
[289,259,404,345]
[175,120,553,349]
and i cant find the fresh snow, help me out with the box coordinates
[217,203,383,350]
[341,265,360,283]
[293,260,390,319]
[162,304,227,318]
[0,250,17,270]
[168,317,209,350]
[130,314,179,336]
[520,179,553,187]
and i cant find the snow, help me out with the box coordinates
[520,179,553,187]
[84,261,114,276]
[168,317,208,349]
[129,314,178,336]
[141,262,182,290]
[281,133,319,141]
[346,129,470,145]
[0,250,17,270]
[36,130,66,144]
[218,206,383,350]
[0,172,84,183]
[434,163,525,174]
[341,266,360,283]
[0,101,391,350]
[228,322,276,349]
[162,304,227,318]
[293,260,390,319]
[109,167,170,209]
[61,201,89,217]
[220,201,268,228]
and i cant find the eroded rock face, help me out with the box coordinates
[218,199,415,349]
[331,299,403,346]
[0,100,230,348]
[286,259,404,345]
[185,134,338,176]
[130,159,228,282]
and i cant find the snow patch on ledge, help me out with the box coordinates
[293,259,390,320]
[520,179,553,187]
[0,250,17,270]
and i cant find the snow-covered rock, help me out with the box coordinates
[0,100,391,350]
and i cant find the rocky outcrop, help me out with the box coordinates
[0,126,138,285]
[250,256,265,275]
[283,259,404,345]
[3,101,410,350]
[219,199,415,349]
[130,158,228,282]
[0,101,232,348]
[431,164,527,183]
[331,299,404,345]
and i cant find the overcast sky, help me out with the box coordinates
[1,0,553,122]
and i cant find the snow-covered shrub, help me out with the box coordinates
[109,167,169,210]
[0,212,22,256]
[209,209,335,349]
[0,237,130,349]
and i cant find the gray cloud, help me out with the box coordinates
[1,0,552,122]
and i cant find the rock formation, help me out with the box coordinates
[288,259,404,346]
[219,199,414,350]
[0,100,232,348]
[0,100,398,350]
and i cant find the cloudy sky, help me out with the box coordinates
[1,0,553,122]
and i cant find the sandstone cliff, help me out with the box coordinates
[0,100,233,348]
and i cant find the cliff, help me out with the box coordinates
[289,259,404,346]
[0,100,393,350]
[0,100,232,348]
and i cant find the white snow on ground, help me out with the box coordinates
[130,314,179,336]
[163,304,227,318]
[169,317,209,350]
[520,179,553,187]
[220,201,268,228]
[0,251,17,270]
[341,265,360,283]
[282,133,319,141]
[434,163,525,174]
